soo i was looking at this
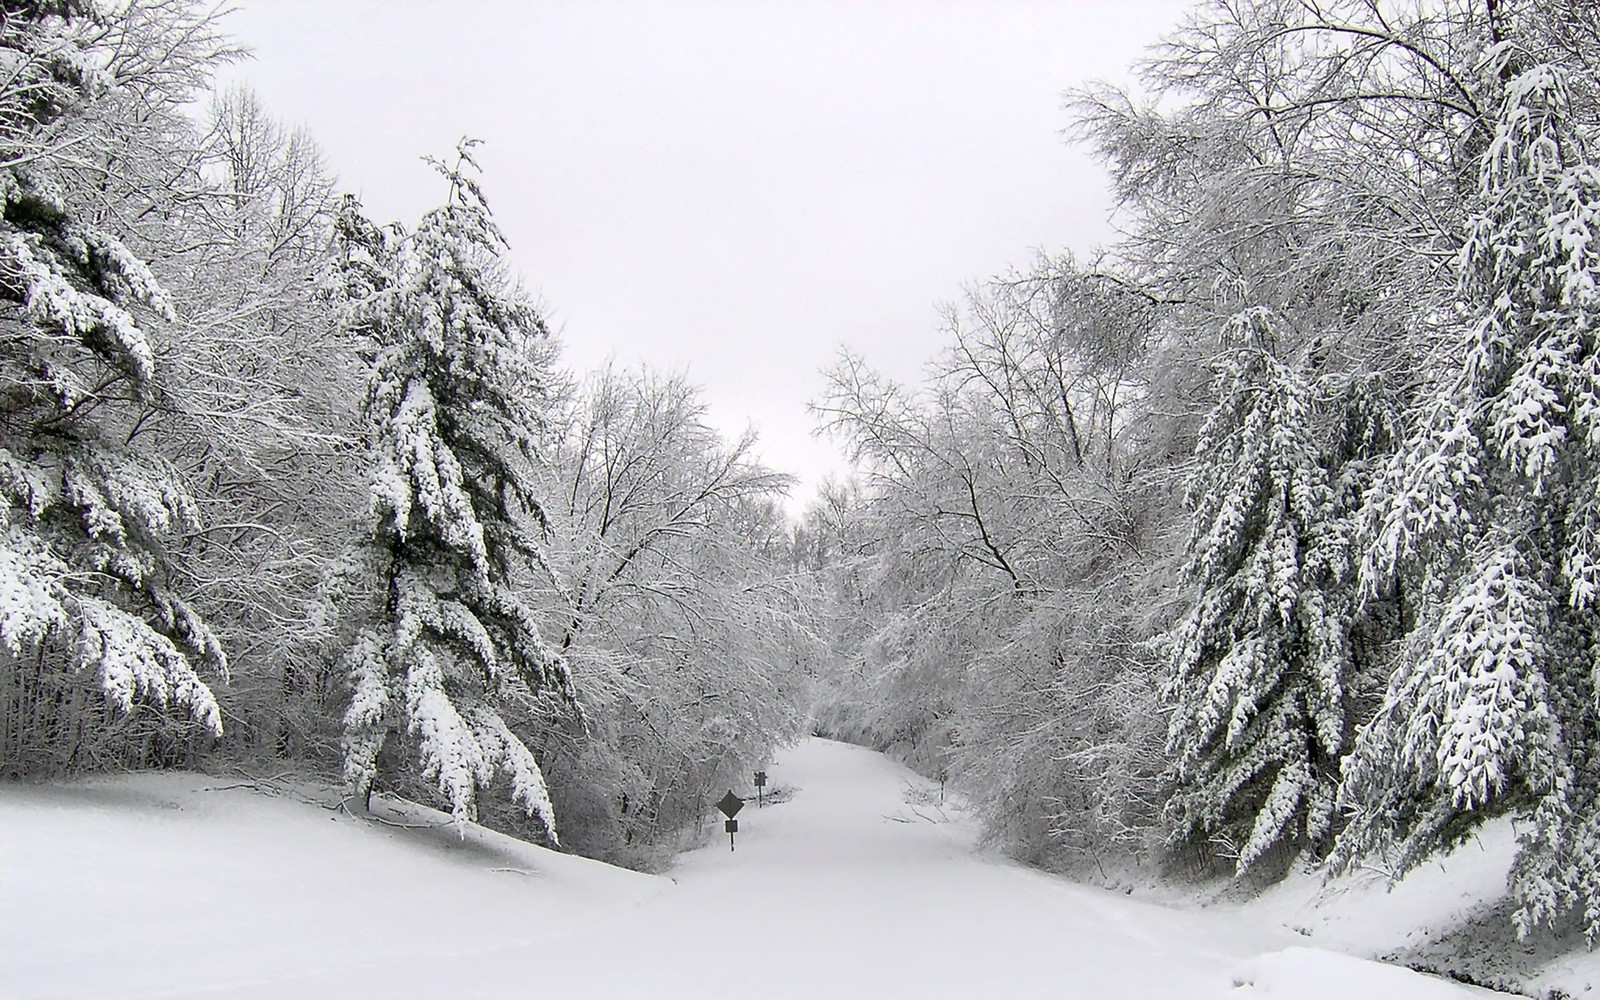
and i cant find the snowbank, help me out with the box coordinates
[0,772,663,998]
[1224,815,1600,996]
[1226,947,1504,999]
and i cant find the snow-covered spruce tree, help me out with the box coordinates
[1162,308,1360,875]
[1335,47,1600,939]
[336,143,573,841]
[0,1,226,773]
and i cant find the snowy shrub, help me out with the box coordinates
[953,586,1168,875]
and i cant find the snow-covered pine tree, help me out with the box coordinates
[1336,45,1600,939]
[337,142,573,841]
[0,1,226,772]
[1163,308,1358,874]
[328,192,394,310]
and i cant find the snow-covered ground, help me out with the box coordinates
[0,738,1559,998]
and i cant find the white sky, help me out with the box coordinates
[217,0,1192,509]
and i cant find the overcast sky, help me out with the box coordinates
[218,0,1193,509]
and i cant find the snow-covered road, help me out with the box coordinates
[514,737,1301,998]
[2,738,1501,998]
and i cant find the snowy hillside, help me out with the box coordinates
[1,770,664,998]
[0,739,1574,998]
[1226,815,1600,998]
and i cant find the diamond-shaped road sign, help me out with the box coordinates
[716,789,744,819]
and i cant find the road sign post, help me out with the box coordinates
[716,790,744,851]
[754,770,767,808]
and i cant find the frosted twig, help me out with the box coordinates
[203,769,297,795]
[335,798,449,830]
[202,781,271,793]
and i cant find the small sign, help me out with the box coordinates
[717,790,743,819]
[724,817,739,851]
[753,771,767,788]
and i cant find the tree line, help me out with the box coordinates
[803,0,1600,941]
[0,0,812,870]
[5,0,1599,940]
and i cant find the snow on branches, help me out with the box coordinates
[336,144,572,842]
[0,4,226,756]
[1336,48,1600,940]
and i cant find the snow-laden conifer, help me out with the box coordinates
[336,143,572,841]
[1336,46,1600,939]
[1163,308,1357,873]
[0,3,226,764]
